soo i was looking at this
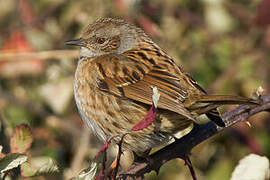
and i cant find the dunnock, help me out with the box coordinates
[66,18,256,153]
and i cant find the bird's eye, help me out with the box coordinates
[97,38,106,44]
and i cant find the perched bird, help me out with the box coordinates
[66,18,256,153]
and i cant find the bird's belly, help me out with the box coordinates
[74,86,109,142]
[74,81,192,152]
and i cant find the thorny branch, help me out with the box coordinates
[118,94,270,179]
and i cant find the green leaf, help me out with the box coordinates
[10,123,33,153]
[0,153,27,173]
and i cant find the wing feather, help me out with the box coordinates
[94,54,194,120]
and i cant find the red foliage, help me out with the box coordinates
[132,104,157,131]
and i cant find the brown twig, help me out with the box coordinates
[112,134,128,180]
[0,50,79,61]
[119,94,270,178]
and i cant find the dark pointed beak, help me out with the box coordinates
[65,38,85,46]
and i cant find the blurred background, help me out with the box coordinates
[0,0,270,179]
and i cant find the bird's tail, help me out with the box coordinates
[189,95,258,127]
[194,95,258,105]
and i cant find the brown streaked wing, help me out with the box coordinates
[94,54,194,121]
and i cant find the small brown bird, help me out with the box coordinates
[66,18,255,153]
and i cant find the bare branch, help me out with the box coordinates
[119,94,270,178]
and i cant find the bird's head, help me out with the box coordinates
[66,18,147,58]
